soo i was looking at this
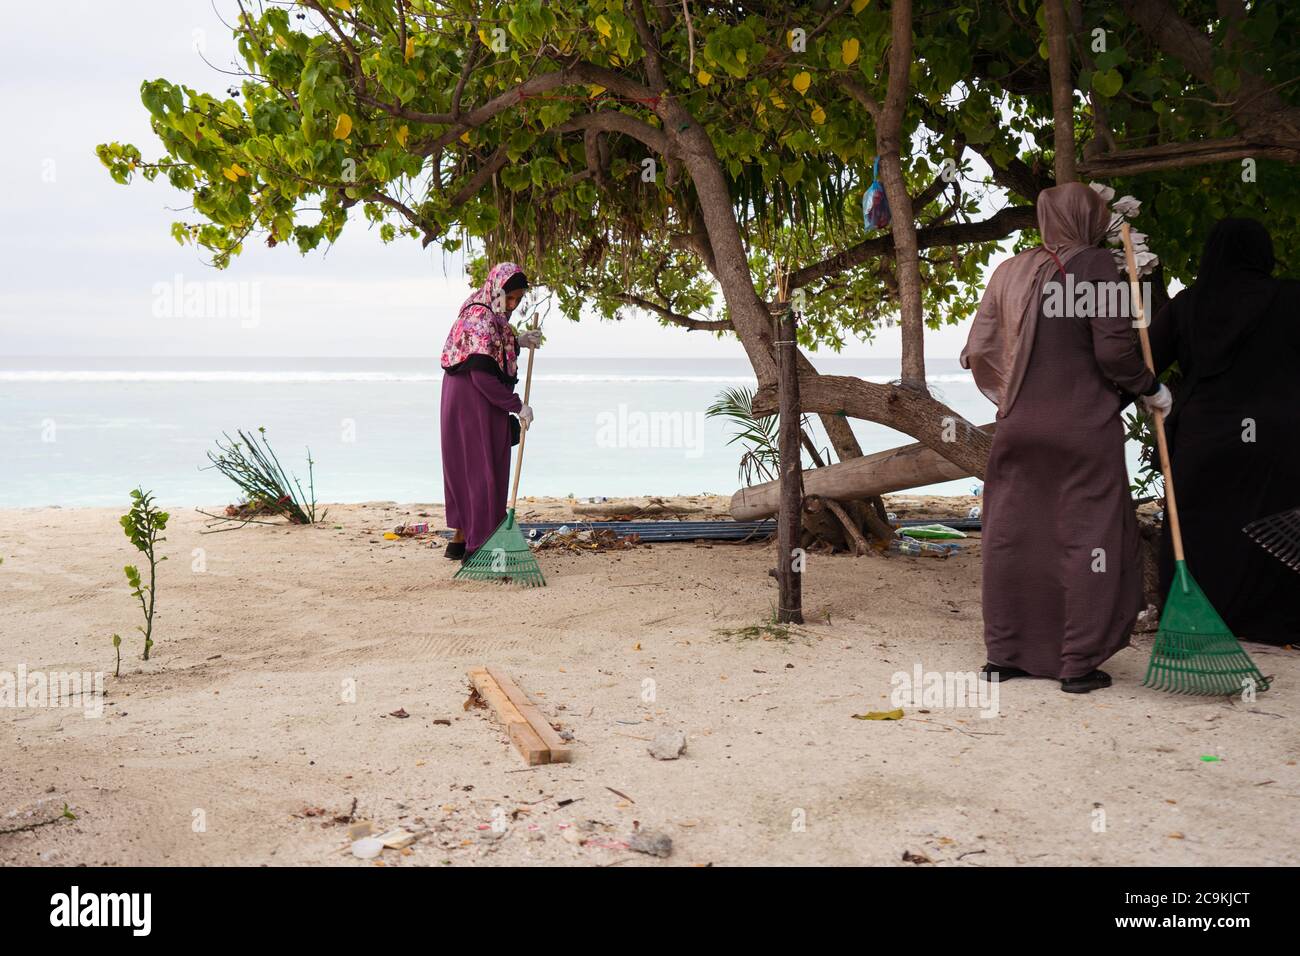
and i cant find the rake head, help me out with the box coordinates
[1143,561,1269,696]
[1243,507,1300,574]
[453,509,546,587]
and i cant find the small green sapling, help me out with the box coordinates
[121,488,168,661]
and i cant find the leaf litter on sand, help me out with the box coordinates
[534,527,641,552]
[852,708,905,721]
[714,621,809,643]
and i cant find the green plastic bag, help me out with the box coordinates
[898,523,967,540]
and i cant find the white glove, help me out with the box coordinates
[517,404,534,429]
[516,329,543,350]
[1141,384,1173,415]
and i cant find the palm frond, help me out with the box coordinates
[706,386,782,486]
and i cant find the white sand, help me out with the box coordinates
[2,496,1296,866]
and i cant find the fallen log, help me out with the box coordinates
[731,423,996,521]
[572,500,704,518]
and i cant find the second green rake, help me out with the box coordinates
[1122,225,1267,695]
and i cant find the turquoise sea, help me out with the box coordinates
[0,355,1052,509]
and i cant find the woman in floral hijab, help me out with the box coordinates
[440,262,540,560]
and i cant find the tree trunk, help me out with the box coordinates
[762,373,993,475]
[660,105,778,385]
[876,0,926,390]
[733,423,996,520]
[794,349,865,463]
[775,306,804,624]
[821,497,871,555]
[659,66,991,478]
[1045,0,1077,182]
[802,495,847,552]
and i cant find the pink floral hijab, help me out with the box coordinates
[440,262,525,379]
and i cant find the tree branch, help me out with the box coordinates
[788,205,1036,292]
[448,146,508,206]
[1078,136,1300,176]
[612,292,731,331]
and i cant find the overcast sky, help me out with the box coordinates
[0,1,988,361]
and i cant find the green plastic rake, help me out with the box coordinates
[454,319,545,588]
[1122,225,1267,696]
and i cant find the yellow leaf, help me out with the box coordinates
[851,708,904,720]
[222,166,239,182]
[460,131,471,144]
[811,105,826,125]
[588,84,606,97]
[793,71,811,95]
[769,91,786,109]
[230,163,247,177]
[334,0,352,11]
[395,125,408,147]
[842,37,860,66]
[332,113,352,140]
[696,69,712,86]
[595,14,612,38]
[853,0,870,12]
[404,37,415,62]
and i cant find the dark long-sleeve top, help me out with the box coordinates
[444,352,522,414]
[1071,248,1158,400]
[1148,300,1177,378]
[468,367,522,414]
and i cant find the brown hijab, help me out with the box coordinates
[961,182,1112,414]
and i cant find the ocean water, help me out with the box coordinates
[0,356,1011,509]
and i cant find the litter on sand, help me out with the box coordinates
[889,538,959,558]
[898,523,967,540]
[534,527,641,552]
[376,828,417,849]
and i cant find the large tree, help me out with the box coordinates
[98,0,1299,475]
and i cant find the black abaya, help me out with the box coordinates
[1149,219,1300,645]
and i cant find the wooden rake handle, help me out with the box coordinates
[1121,223,1184,562]
[508,315,539,512]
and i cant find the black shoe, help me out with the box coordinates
[1061,670,1112,694]
[444,541,466,560]
[980,662,1031,682]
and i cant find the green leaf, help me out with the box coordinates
[1093,68,1123,98]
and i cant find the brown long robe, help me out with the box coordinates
[980,247,1156,679]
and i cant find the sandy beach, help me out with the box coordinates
[2,495,1296,867]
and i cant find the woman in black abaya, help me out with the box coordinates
[1149,218,1300,646]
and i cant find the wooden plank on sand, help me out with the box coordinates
[486,667,572,763]
[467,667,549,766]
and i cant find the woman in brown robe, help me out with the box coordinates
[962,182,1170,693]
